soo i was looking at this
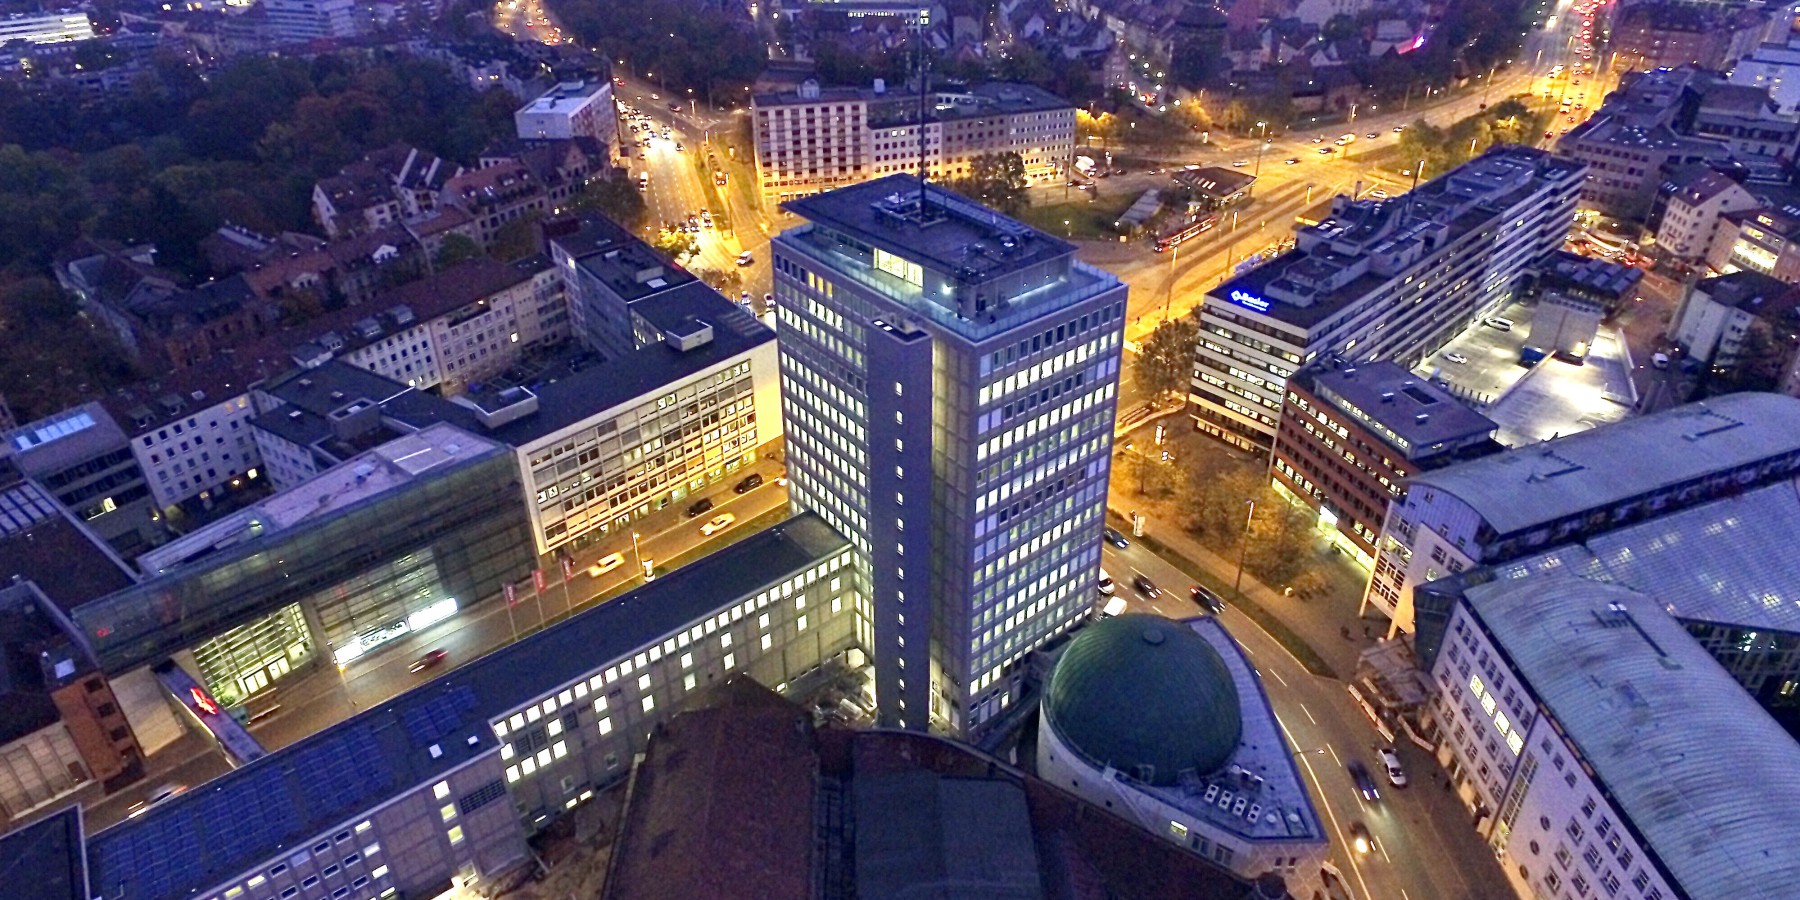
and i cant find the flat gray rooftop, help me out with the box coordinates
[1467,578,1800,900]
[1407,392,1800,537]
[1309,361,1496,457]
[782,174,1075,284]
[1499,475,1800,634]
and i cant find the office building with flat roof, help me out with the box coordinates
[260,0,358,43]
[462,284,782,557]
[1426,577,1800,900]
[1195,147,1582,452]
[1271,361,1499,567]
[4,403,161,555]
[752,79,1075,209]
[1361,391,1800,634]
[774,174,1126,735]
[73,513,856,900]
[0,12,94,44]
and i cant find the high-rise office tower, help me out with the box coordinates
[773,175,1126,735]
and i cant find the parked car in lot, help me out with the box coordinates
[1444,351,1468,364]
[1285,157,1300,165]
[734,473,764,494]
[686,497,715,518]
[1133,574,1161,598]
[1378,747,1408,787]
[700,513,737,535]
[1348,761,1380,801]
[1190,584,1225,614]
[409,649,448,673]
[1104,527,1130,548]
[588,552,626,577]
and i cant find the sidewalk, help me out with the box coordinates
[1107,439,1384,680]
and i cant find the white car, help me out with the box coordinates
[1444,351,1468,364]
[587,552,625,577]
[1368,188,1389,199]
[1378,747,1408,787]
[1098,569,1116,596]
[1231,159,1249,167]
[700,513,737,535]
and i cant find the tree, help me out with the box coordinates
[434,233,483,270]
[946,152,1029,216]
[1243,495,1316,587]
[652,229,698,261]
[1183,465,1266,546]
[1135,317,1200,402]
[489,212,545,263]
[571,175,649,231]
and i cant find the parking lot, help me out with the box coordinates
[1416,300,1634,446]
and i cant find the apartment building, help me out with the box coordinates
[1648,167,1758,261]
[110,369,263,513]
[260,0,358,43]
[1729,34,1800,115]
[1669,269,1800,363]
[753,79,1074,208]
[1194,147,1582,452]
[1270,361,1499,567]
[1705,202,1800,278]
[0,12,95,44]
[439,163,547,249]
[1360,392,1800,635]
[1424,577,1800,900]
[774,175,1126,735]
[65,514,857,900]
[514,79,616,148]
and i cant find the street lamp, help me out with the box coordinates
[1249,121,1268,197]
[1233,498,1255,598]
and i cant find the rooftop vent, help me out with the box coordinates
[298,378,313,388]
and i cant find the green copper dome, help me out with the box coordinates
[1044,614,1243,785]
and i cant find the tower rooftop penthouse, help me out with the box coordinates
[782,175,1111,340]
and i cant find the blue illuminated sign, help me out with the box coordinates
[1229,289,1271,312]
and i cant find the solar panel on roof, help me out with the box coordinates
[401,685,479,746]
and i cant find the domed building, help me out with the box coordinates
[1038,614,1327,885]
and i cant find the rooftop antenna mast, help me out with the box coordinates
[915,6,931,210]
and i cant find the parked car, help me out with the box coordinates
[686,497,715,518]
[1231,159,1249,167]
[1190,584,1225,614]
[1098,569,1116,596]
[408,649,448,673]
[1285,157,1300,165]
[1133,574,1161,598]
[735,473,764,493]
[1378,747,1407,787]
[1444,351,1468,364]
[1104,527,1130,548]
[736,250,754,266]
[1485,316,1514,331]
[588,552,626,577]
[1100,596,1128,618]
[1348,761,1380,801]
[700,513,737,535]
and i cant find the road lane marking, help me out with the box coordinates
[1280,719,1376,900]
[1327,743,1342,766]
[1301,702,1317,724]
